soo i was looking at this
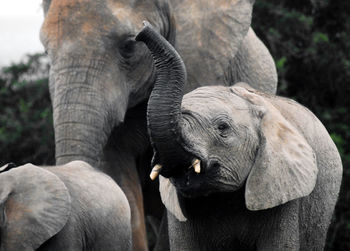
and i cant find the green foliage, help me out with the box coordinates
[253,0,350,249]
[0,53,54,166]
[313,32,329,44]
[276,56,287,71]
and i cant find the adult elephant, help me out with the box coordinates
[40,0,277,249]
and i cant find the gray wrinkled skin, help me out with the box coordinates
[0,161,131,251]
[40,0,277,249]
[158,85,342,250]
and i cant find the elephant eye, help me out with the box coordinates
[217,122,230,137]
[218,122,230,131]
[120,38,136,58]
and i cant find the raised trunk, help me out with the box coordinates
[50,61,126,167]
[136,23,190,177]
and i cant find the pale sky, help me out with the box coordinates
[0,0,44,66]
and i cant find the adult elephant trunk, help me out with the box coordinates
[50,58,128,166]
[136,23,190,177]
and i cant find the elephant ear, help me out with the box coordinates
[232,86,318,211]
[0,164,71,250]
[172,0,255,85]
[159,176,187,222]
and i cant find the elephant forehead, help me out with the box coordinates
[182,87,249,116]
[107,0,145,32]
[42,1,108,44]
[41,0,137,49]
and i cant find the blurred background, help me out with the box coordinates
[0,0,349,249]
[0,0,43,65]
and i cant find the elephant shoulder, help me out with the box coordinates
[228,28,278,94]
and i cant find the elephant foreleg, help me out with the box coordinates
[257,200,300,251]
[102,154,148,251]
[120,169,148,251]
[167,212,200,251]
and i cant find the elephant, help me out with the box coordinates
[136,23,343,250]
[40,0,278,249]
[0,161,131,251]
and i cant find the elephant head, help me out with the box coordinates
[40,0,176,166]
[136,24,318,220]
[39,0,262,167]
[0,163,71,250]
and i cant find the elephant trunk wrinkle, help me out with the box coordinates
[55,153,97,165]
[55,124,107,166]
[55,136,104,151]
[50,57,110,74]
[51,57,130,168]
[53,86,111,168]
[52,83,108,100]
[54,113,108,149]
[136,22,192,177]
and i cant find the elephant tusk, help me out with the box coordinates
[150,164,163,180]
[193,159,201,174]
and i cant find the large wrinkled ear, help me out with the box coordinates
[173,0,254,83]
[0,164,71,250]
[159,176,187,222]
[232,87,318,211]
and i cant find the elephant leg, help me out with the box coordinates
[257,200,300,251]
[153,211,170,251]
[102,153,148,251]
[167,212,200,251]
[102,104,153,250]
[119,165,148,251]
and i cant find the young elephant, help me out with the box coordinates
[136,23,343,250]
[0,161,131,250]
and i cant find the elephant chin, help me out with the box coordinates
[172,177,212,199]
[161,153,209,198]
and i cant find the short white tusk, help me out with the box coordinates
[192,159,201,174]
[150,164,163,180]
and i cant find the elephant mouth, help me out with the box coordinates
[169,156,217,198]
